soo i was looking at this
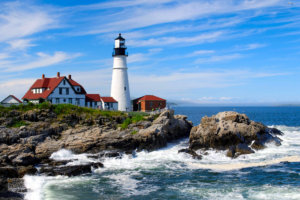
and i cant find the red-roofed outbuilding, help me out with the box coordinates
[133,95,166,112]
[100,97,118,110]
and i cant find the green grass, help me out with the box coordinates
[119,113,145,130]
[131,130,138,135]
[120,118,132,129]
[0,103,124,118]
[1,103,152,129]
[8,120,29,128]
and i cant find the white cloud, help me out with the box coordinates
[7,39,35,50]
[0,78,36,100]
[0,1,58,43]
[195,54,242,64]
[234,43,267,51]
[128,31,224,47]
[2,51,81,72]
[0,67,289,103]
[128,48,162,63]
[78,0,284,35]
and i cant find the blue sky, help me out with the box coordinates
[0,0,299,105]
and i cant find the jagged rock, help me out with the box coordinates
[0,166,18,194]
[190,111,283,158]
[98,151,122,158]
[178,148,202,160]
[226,144,255,158]
[12,153,39,166]
[40,162,103,176]
[16,166,37,177]
[35,110,192,157]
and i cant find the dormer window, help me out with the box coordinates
[63,80,66,85]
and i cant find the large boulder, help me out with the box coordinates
[189,111,282,158]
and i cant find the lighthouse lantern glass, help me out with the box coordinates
[115,40,120,48]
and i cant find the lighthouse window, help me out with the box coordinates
[124,87,126,91]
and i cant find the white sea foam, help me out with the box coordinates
[24,175,47,200]
[93,125,300,172]
[24,125,300,199]
[49,149,95,165]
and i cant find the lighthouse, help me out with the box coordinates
[111,33,131,111]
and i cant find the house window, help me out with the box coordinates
[124,87,126,91]
[90,102,92,107]
[56,98,59,104]
[63,80,66,85]
[76,98,80,105]
[63,99,66,103]
[66,88,69,95]
[150,101,153,107]
[68,98,72,104]
[59,88,62,95]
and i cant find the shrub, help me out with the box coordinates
[38,102,52,110]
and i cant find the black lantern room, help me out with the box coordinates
[113,33,128,57]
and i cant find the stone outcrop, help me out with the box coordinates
[0,109,192,197]
[189,111,282,158]
[35,110,192,159]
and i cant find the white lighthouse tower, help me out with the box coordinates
[110,33,131,111]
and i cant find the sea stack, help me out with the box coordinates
[111,33,131,111]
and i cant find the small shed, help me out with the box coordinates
[101,97,118,110]
[1,95,22,106]
[133,95,166,112]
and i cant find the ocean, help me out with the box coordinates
[24,107,300,200]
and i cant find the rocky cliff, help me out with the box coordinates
[0,107,192,198]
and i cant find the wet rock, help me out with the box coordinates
[17,166,37,177]
[7,178,26,193]
[40,162,103,176]
[0,166,18,195]
[178,148,202,160]
[12,153,39,166]
[99,151,122,158]
[190,111,283,158]
[235,143,254,155]
[226,144,254,158]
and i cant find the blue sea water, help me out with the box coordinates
[24,107,300,200]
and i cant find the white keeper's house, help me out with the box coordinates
[22,72,117,110]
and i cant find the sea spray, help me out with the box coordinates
[24,124,300,200]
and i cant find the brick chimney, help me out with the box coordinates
[57,72,60,77]
[42,74,45,79]
[68,74,72,79]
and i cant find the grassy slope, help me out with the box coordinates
[0,102,149,128]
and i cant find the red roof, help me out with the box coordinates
[22,74,87,100]
[101,97,117,103]
[10,95,22,103]
[86,94,101,102]
[23,77,65,100]
[1,95,22,103]
[134,95,165,102]
[68,79,87,94]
